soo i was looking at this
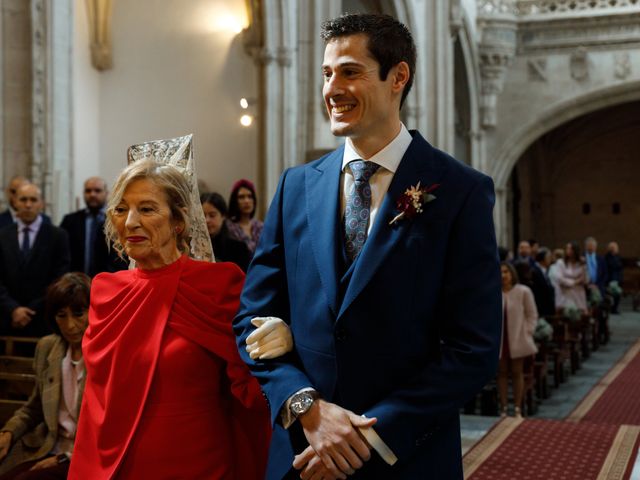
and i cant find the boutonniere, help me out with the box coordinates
[389,182,440,226]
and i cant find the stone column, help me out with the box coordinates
[494,186,509,247]
[405,0,455,151]
[31,0,73,222]
[1,1,34,209]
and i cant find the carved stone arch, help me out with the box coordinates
[491,79,640,189]
[489,79,640,247]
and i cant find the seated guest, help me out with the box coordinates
[554,241,589,314]
[531,247,556,318]
[69,152,270,479]
[200,193,251,272]
[0,272,91,479]
[0,177,51,229]
[499,262,538,418]
[0,184,70,337]
[60,177,127,276]
[226,179,263,255]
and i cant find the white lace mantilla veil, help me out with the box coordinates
[127,134,215,264]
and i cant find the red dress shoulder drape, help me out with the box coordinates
[68,255,270,479]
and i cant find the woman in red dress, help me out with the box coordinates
[68,155,270,479]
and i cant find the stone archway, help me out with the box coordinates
[489,79,640,246]
[509,100,640,257]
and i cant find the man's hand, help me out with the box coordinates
[0,431,12,461]
[11,307,35,329]
[296,399,376,477]
[29,455,59,471]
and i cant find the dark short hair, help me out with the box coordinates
[228,179,257,221]
[535,247,550,263]
[200,192,228,217]
[321,13,417,108]
[501,261,519,286]
[45,272,91,336]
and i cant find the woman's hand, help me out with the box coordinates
[29,455,59,471]
[0,431,12,461]
[246,317,293,360]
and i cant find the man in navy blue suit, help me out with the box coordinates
[234,13,501,480]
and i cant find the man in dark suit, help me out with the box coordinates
[234,14,501,480]
[531,247,556,317]
[0,184,70,337]
[585,236,608,299]
[0,176,29,228]
[60,177,127,276]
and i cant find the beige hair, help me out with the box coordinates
[105,158,191,259]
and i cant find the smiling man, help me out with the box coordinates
[234,13,502,480]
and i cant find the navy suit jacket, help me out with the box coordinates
[234,132,502,479]
[0,220,70,336]
[586,253,608,296]
[59,209,127,276]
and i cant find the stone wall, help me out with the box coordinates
[0,0,32,209]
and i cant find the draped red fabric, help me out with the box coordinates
[69,255,270,479]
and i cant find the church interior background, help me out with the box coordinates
[1,0,640,477]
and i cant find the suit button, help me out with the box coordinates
[335,328,347,342]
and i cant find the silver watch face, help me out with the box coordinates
[291,392,315,416]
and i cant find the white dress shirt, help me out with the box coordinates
[341,124,413,234]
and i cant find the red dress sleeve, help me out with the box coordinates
[167,259,271,479]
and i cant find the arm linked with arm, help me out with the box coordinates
[233,169,314,426]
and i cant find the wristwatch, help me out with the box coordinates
[56,453,70,464]
[289,390,319,418]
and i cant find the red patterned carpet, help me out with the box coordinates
[464,339,640,479]
[464,418,639,480]
[568,339,640,426]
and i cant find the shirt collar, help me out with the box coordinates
[342,123,412,174]
[16,214,43,232]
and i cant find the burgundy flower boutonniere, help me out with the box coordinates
[388,182,440,226]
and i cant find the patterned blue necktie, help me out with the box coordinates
[344,160,380,262]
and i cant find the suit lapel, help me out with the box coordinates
[2,224,20,260]
[338,132,444,319]
[305,149,344,316]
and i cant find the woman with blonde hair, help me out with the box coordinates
[69,140,271,479]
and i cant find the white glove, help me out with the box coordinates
[245,317,293,360]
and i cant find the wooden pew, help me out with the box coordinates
[0,336,38,357]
